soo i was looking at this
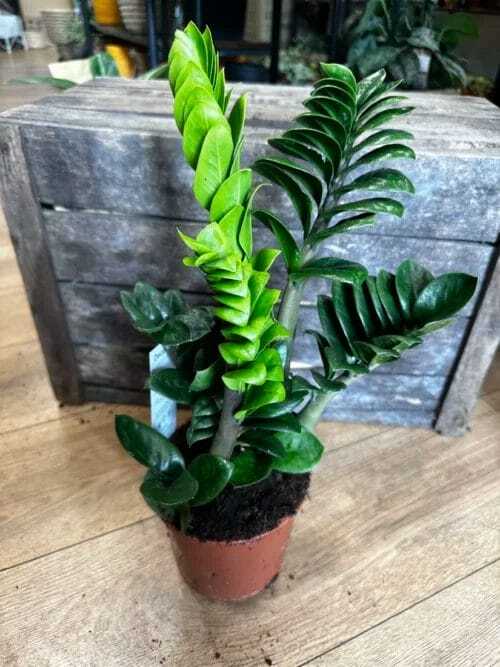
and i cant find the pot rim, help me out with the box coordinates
[165,512,295,547]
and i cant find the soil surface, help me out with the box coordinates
[168,425,311,541]
[182,471,310,541]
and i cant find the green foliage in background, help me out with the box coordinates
[345,0,478,88]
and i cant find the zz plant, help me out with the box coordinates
[115,22,477,529]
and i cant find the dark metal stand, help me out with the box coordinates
[269,0,283,83]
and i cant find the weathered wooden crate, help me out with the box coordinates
[0,79,499,434]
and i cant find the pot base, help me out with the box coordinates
[167,515,295,602]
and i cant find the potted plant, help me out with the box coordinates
[344,0,478,89]
[115,22,477,602]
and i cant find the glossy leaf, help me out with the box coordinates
[193,123,234,208]
[353,129,414,154]
[269,136,333,183]
[149,368,193,404]
[244,413,302,433]
[238,429,288,457]
[271,427,324,474]
[253,209,300,270]
[115,416,184,475]
[395,260,434,321]
[231,449,273,486]
[188,454,233,505]
[140,468,199,509]
[332,197,404,218]
[308,213,376,244]
[349,143,416,169]
[413,274,477,324]
[291,258,368,285]
[339,168,415,195]
[358,106,415,133]
[253,158,315,235]
[209,168,252,221]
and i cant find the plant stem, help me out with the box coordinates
[210,388,241,459]
[278,279,305,373]
[298,391,334,431]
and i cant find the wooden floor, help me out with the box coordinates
[1,49,499,666]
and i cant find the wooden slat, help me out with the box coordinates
[58,281,468,377]
[0,125,82,404]
[1,406,498,665]
[45,209,490,314]
[72,341,447,421]
[436,250,500,435]
[7,123,499,241]
[308,561,500,666]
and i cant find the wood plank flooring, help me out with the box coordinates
[0,49,499,666]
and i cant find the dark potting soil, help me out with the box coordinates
[168,425,311,541]
[184,471,310,541]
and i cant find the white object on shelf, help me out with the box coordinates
[48,58,92,84]
[0,13,28,53]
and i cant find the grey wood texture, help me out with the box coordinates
[0,125,82,404]
[75,341,444,427]
[0,81,498,431]
[45,209,490,314]
[435,250,500,435]
[59,281,468,377]
[8,124,499,243]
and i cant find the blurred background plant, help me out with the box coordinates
[344,0,479,89]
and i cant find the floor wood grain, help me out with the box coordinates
[0,49,499,666]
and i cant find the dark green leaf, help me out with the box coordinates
[253,158,314,235]
[291,258,368,284]
[311,371,346,392]
[231,450,273,487]
[238,429,288,457]
[413,274,477,324]
[149,368,193,404]
[395,260,434,321]
[254,156,324,207]
[340,168,414,195]
[272,427,324,474]
[365,276,390,329]
[140,469,199,511]
[188,454,234,505]
[349,143,416,169]
[285,126,342,173]
[332,197,404,218]
[253,209,300,270]
[358,107,414,133]
[115,415,184,475]
[309,214,376,244]
[269,136,333,183]
[331,281,361,356]
[244,414,302,434]
[376,270,403,327]
[353,129,414,154]
[250,392,308,418]
[319,62,357,95]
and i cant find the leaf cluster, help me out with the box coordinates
[344,0,478,88]
[308,261,477,392]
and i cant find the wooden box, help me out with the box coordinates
[0,80,499,435]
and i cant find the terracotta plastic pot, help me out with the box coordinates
[166,515,295,602]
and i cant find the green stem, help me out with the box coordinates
[299,391,334,431]
[278,279,305,373]
[210,388,241,459]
